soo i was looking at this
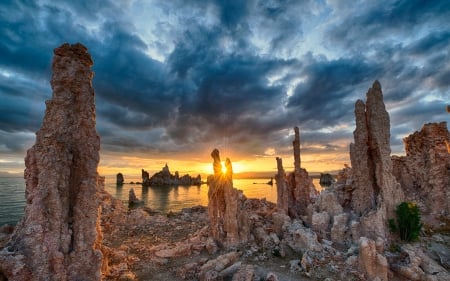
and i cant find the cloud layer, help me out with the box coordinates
[0,0,449,172]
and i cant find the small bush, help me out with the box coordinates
[389,202,422,241]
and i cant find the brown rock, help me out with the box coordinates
[231,264,256,281]
[350,81,404,238]
[0,43,103,280]
[276,127,318,218]
[208,149,247,247]
[358,237,388,281]
[331,213,349,245]
[392,122,450,217]
[275,157,288,214]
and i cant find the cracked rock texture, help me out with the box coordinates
[0,43,103,281]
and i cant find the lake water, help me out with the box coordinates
[0,176,322,226]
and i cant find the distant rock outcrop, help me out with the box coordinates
[392,122,450,218]
[116,172,124,185]
[0,43,103,280]
[142,169,150,186]
[147,164,202,186]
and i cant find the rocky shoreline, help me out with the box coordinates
[0,43,449,281]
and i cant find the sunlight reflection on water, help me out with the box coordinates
[104,176,322,213]
[0,176,322,225]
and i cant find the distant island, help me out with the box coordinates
[141,164,202,186]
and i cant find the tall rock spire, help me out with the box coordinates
[293,126,301,171]
[0,43,103,280]
[350,80,404,238]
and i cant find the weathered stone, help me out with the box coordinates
[390,244,450,281]
[199,252,240,280]
[350,81,404,239]
[283,220,323,253]
[275,157,288,214]
[231,264,255,281]
[208,149,248,247]
[265,272,279,281]
[276,127,318,218]
[331,213,349,245]
[392,122,450,218]
[358,237,388,281]
[315,190,343,217]
[311,211,330,238]
[0,43,103,280]
[128,188,143,206]
[333,164,353,210]
[271,212,291,237]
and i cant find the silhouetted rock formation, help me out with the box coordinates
[128,188,143,206]
[0,43,103,280]
[116,173,124,185]
[148,164,202,186]
[207,149,248,247]
[141,169,150,186]
[349,81,404,238]
[392,122,450,218]
[275,127,318,218]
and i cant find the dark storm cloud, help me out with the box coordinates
[0,0,449,168]
[328,0,450,49]
[287,56,383,126]
[165,21,301,147]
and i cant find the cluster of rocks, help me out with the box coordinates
[275,126,319,218]
[141,164,202,186]
[200,81,450,281]
[1,41,449,281]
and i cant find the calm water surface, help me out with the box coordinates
[0,176,321,226]
[0,177,26,226]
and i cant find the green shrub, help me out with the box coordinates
[389,202,422,241]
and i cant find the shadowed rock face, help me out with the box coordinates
[392,122,450,217]
[0,43,103,280]
[350,81,404,218]
[208,149,246,247]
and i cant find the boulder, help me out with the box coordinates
[358,237,388,281]
[283,220,323,253]
[331,213,349,245]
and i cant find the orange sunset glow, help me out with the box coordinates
[98,148,350,180]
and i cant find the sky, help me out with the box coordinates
[0,0,449,177]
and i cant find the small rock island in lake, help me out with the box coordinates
[142,164,202,186]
